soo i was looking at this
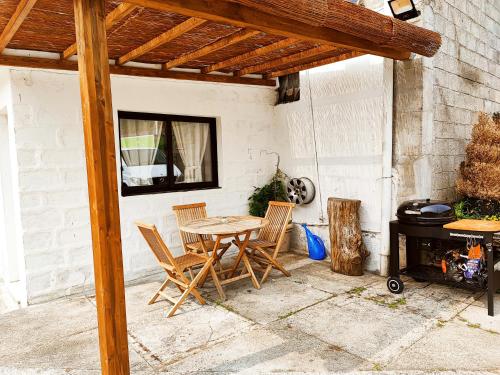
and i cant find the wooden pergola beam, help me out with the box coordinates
[117,17,206,65]
[164,29,260,70]
[63,3,138,60]
[236,45,337,77]
[124,0,411,60]
[202,37,298,74]
[0,0,38,53]
[266,51,364,78]
[0,54,276,86]
[73,0,130,374]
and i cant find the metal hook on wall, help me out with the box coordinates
[260,150,281,173]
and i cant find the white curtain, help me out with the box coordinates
[120,119,163,186]
[172,121,209,183]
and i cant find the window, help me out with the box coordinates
[118,111,218,196]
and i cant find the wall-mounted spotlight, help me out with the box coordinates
[388,0,421,21]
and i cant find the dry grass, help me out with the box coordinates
[457,113,500,200]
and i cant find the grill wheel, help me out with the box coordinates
[387,277,404,294]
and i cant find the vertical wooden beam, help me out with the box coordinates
[73,1,130,374]
[63,3,138,60]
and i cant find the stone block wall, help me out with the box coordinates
[394,0,500,203]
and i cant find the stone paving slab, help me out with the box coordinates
[458,304,500,334]
[289,261,382,295]
[204,276,332,324]
[361,278,472,321]
[0,296,98,363]
[385,319,500,372]
[162,323,365,374]
[127,294,254,367]
[277,295,429,362]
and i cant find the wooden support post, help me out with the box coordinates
[73,0,130,374]
[327,197,369,276]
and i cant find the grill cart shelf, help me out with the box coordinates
[388,220,500,316]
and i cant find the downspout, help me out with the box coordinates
[380,58,394,276]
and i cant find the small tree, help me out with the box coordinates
[456,112,500,201]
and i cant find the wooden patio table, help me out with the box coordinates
[180,215,269,299]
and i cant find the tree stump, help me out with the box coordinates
[327,197,369,276]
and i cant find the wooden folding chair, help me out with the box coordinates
[136,222,223,318]
[245,201,295,283]
[173,202,231,256]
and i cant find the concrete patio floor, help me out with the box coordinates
[1,251,500,374]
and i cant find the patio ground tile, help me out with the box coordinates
[385,320,500,371]
[289,261,381,295]
[361,281,472,321]
[278,296,430,362]
[0,296,97,358]
[122,281,205,324]
[162,323,364,374]
[127,302,254,367]
[472,291,500,311]
[412,282,485,303]
[458,303,500,334]
[204,276,333,325]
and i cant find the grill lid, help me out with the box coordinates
[397,198,456,225]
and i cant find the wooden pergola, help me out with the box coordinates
[0,1,441,374]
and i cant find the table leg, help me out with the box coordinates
[210,261,226,301]
[199,235,222,287]
[229,231,251,278]
[197,235,210,257]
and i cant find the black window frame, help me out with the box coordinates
[118,111,219,197]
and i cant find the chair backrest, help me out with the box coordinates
[172,202,211,247]
[136,222,180,272]
[258,201,295,245]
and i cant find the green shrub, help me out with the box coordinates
[454,197,500,221]
[248,170,287,217]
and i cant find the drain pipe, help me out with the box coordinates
[380,58,395,276]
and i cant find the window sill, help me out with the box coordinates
[121,185,222,197]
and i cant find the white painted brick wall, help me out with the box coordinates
[6,69,276,303]
[273,55,390,272]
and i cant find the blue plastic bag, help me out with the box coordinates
[302,224,326,260]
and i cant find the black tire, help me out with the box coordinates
[387,277,404,294]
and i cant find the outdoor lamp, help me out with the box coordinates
[388,0,421,21]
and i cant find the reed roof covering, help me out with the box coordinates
[0,0,441,86]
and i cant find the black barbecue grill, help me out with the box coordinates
[387,199,500,316]
[396,199,456,226]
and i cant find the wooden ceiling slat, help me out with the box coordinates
[117,17,206,65]
[62,3,139,60]
[266,51,364,78]
[0,0,38,53]
[236,45,337,77]
[202,37,298,74]
[0,54,276,86]
[164,29,260,70]
[124,0,411,60]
